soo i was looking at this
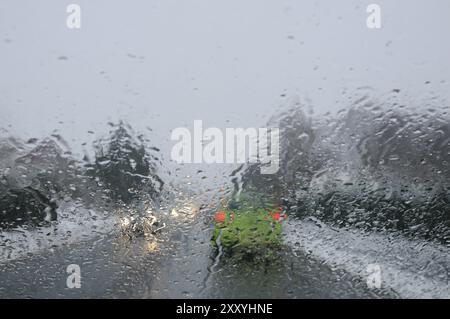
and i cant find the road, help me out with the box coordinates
[0,216,395,298]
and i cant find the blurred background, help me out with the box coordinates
[0,0,449,299]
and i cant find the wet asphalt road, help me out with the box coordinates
[0,217,396,299]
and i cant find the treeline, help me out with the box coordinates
[241,98,450,244]
[0,122,164,229]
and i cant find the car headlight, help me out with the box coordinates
[120,216,131,228]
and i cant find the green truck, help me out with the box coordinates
[211,192,287,261]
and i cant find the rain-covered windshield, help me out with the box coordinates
[0,1,449,299]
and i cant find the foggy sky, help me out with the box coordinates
[1,0,449,159]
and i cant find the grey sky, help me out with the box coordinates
[0,0,449,159]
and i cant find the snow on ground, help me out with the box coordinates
[283,217,450,299]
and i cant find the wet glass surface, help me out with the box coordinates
[0,1,449,299]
